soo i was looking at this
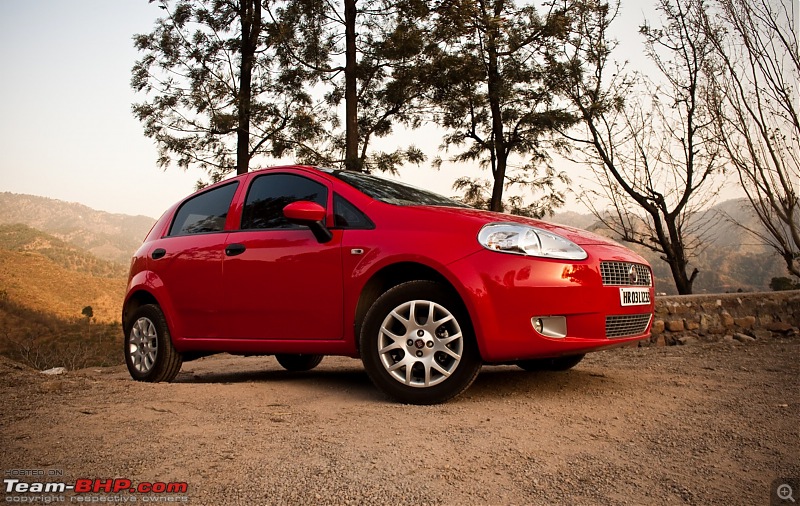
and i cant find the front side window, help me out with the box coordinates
[334,193,374,229]
[241,174,328,230]
[169,182,238,236]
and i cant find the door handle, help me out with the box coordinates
[225,243,246,257]
[151,248,166,260]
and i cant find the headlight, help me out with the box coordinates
[478,223,587,260]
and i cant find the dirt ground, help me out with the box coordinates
[1,337,798,505]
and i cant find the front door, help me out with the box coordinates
[222,173,343,340]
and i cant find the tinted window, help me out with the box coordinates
[242,174,328,230]
[169,182,238,236]
[334,194,374,229]
[329,170,469,208]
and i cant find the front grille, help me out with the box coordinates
[600,261,652,286]
[606,314,652,338]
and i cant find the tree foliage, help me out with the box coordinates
[272,0,431,172]
[131,0,323,183]
[423,0,576,212]
[769,276,800,291]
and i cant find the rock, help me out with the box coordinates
[765,322,793,333]
[672,304,689,315]
[655,335,666,347]
[721,311,734,327]
[40,367,67,376]
[666,320,685,332]
[723,335,742,345]
[734,316,756,329]
[678,336,698,346]
[651,320,665,335]
[686,321,700,331]
[752,329,773,340]
[734,333,755,343]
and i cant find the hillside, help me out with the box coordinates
[0,225,127,370]
[0,223,126,322]
[0,192,155,265]
[0,224,127,278]
[0,248,126,323]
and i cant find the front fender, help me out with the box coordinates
[342,247,485,354]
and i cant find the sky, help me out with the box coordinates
[0,0,677,219]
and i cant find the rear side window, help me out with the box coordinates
[241,174,328,230]
[169,182,238,236]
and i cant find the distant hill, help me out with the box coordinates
[0,224,127,278]
[552,199,788,294]
[549,210,597,230]
[0,192,155,265]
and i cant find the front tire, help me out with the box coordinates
[360,281,481,405]
[276,354,324,372]
[124,304,182,382]
[516,354,585,372]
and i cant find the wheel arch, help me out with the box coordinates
[353,261,474,353]
[122,290,160,334]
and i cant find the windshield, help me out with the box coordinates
[328,170,470,208]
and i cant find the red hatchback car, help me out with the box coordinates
[123,165,655,404]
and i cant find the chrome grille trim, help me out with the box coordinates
[600,261,652,286]
[605,314,652,338]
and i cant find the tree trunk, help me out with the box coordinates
[666,255,697,295]
[344,0,360,171]
[489,152,507,212]
[660,212,698,295]
[236,0,261,175]
[486,0,506,212]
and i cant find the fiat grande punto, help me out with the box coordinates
[123,165,655,404]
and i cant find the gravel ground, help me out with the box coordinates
[1,337,798,505]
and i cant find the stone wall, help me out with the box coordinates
[649,290,800,346]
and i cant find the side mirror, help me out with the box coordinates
[283,201,333,243]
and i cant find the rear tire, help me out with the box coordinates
[516,354,585,372]
[360,281,481,405]
[276,354,324,372]
[124,304,182,382]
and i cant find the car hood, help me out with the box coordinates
[413,206,625,247]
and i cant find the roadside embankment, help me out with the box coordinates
[651,290,800,346]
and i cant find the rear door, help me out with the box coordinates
[147,181,239,339]
[222,172,344,340]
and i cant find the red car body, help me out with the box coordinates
[123,165,655,403]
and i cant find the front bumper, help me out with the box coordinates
[447,245,655,362]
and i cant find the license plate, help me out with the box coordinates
[619,287,651,306]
